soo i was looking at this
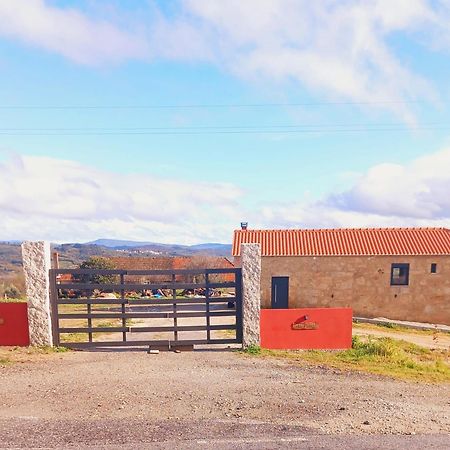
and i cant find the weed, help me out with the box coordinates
[378,322,396,329]
[243,344,261,355]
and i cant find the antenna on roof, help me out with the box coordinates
[240,222,248,230]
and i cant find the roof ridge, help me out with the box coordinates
[235,227,449,232]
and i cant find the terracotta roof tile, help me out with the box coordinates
[232,228,450,257]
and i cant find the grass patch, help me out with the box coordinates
[0,345,71,366]
[353,322,449,336]
[59,320,123,343]
[218,328,237,339]
[0,297,27,303]
[31,345,70,353]
[249,336,450,383]
[243,344,262,355]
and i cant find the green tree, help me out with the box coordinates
[4,284,21,299]
[78,257,118,285]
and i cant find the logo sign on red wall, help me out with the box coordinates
[260,308,352,350]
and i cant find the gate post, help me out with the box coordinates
[21,241,54,346]
[241,243,261,348]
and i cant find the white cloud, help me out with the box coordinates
[0,0,148,64]
[0,154,242,243]
[174,0,442,121]
[258,148,450,229]
[327,149,450,219]
[1,1,450,118]
[2,149,450,243]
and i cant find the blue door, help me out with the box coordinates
[271,277,289,309]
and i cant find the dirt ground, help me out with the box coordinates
[0,347,449,448]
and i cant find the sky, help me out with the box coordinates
[2,0,450,244]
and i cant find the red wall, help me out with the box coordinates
[0,303,30,346]
[260,308,352,350]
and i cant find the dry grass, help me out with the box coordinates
[0,297,27,303]
[245,336,450,383]
[0,345,69,366]
[353,321,449,336]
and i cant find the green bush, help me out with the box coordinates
[244,344,261,355]
[4,284,21,299]
[78,257,117,284]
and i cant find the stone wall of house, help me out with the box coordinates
[260,255,450,325]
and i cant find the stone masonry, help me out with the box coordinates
[241,243,261,348]
[21,241,53,346]
[260,255,450,325]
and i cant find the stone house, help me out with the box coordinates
[232,227,450,325]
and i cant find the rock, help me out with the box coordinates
[242,244,261,348]
[21,241,53,346]
[363,420,370,425]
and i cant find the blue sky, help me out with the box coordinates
[1,0,450,244]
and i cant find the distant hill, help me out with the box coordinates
[0,240,232,263]
[86,239,155,248]
[190,243,229,250]
[85,239,231,256]
[0,242,23,276]
[0,239,232,296]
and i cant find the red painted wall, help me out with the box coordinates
[0,303,30,346]
[260,308,352,350]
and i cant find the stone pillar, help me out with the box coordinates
[241,243,261,348]
[21,241,53,346]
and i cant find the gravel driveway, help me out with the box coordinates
[0,349,449,448]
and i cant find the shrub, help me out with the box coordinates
[77,257,118,285]
[4,284,21,299]
[244,344,261,355]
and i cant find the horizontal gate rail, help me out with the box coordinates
[112,297,236,305]
[56,297,237,305]
[54,268,241,275]
[50,267,242,349]
[61,338,239,349]
[56,282,235,290]
[60,326,129,333]
[58,311,236,320]
[59,324,236,334]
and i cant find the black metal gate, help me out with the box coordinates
[49,268,242,349]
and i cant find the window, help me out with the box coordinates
[431,263,437,274]
[391,263,409,286]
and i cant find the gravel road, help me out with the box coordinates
[0,349,449,448]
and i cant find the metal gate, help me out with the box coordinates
[49,268,242,349]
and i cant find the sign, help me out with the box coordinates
[291,321,319,330]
